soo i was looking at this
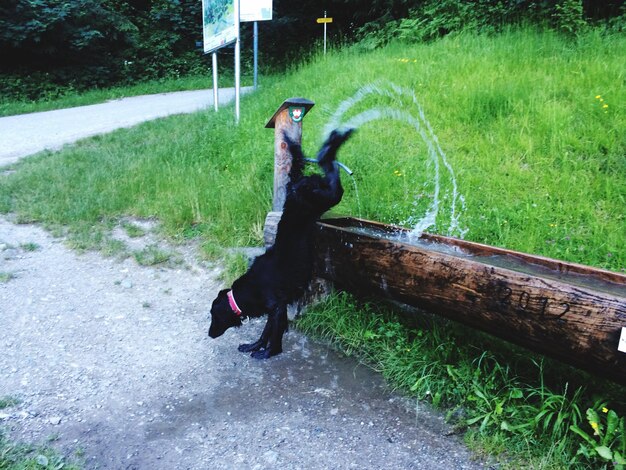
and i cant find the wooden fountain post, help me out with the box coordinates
[263,98,315,246]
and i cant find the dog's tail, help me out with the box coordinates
[283,132,306,181]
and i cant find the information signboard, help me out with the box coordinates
[202,0,237,54]
[240,0,272,22]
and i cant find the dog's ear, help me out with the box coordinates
[210,289,229,314]
[208,289,241,338]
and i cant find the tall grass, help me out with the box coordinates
[2,28,622,269]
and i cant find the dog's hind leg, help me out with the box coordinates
[316,128,355,173]
[250,304,288,359]
[311,128,354,206]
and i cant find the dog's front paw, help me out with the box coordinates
[250,347,282,360]
[250,348,271,360]
[238,340,264,353]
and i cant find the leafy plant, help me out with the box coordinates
[570,406,626,468]
[553,0,588,35]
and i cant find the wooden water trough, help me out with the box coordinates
[313,217,626,384]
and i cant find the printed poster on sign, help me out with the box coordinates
[202,0,237,54]
[240,0,273,22]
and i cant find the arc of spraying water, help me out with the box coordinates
[324,81,467,238]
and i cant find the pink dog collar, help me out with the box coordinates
[227,290,242,316]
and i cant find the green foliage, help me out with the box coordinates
[0,0,138,96]
[571,405,626,468]
[553,0,587,35]
[0,431,81,469]
[0,0,206,101]
[2,0,624,99]
[219,251,251,286]
[353,0,615,46]
[133,245,172,266]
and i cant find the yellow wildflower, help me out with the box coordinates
[602,407,609,413]
[591,421,600,435]
[603,104,609,109]
[595,95,601,99]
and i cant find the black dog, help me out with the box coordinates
[208,128,354,359]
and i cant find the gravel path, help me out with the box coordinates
[0,95,484,469]
[0,218,484,469]
[0,87,252,167]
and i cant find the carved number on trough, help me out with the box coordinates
[498,285,570,320]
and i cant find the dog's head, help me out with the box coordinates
[208,289,243,338]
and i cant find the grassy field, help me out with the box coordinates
[1,28,625,468]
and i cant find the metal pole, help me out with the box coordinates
[234,0,241,123]
[253,21,258,90]
[323,11,327,55]
[212,52,218,112]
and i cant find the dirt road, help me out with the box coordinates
[0,87,251,167]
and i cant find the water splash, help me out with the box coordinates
[324,81,467,239]
[348,174,363,220]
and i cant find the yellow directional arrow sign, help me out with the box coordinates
[316,17,333,23]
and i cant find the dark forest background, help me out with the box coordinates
[1,0,624,101]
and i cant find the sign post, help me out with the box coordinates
[253,21,258,89]
[202,0,238,120]
[240,0,272,90]
[212,52,218,111]
[234,0,240,123]
[316,12,333,55]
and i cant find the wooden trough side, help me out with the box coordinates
[313,217,626,384]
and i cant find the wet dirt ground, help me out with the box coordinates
[0,217,484,469]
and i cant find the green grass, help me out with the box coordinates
[0,432,81,470]
[0,397,20,409]
[219,251,252,286]
[132,244,173,266]
[121,221,146,239]
[1,28,623,270]
[0,397,80,469]
[18,243,39,252]
[0,272,14,283]
[0,27,624,467]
